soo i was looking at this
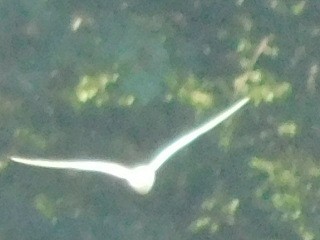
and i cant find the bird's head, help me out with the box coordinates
[126,165,156,195]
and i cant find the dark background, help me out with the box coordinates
[0,0,319,239]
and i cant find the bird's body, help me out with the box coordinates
[10,97,249,194]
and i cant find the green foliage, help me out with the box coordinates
[0,0,319,239]
[167,73,214,111]
[34,193,57,223]
[190,185,241,236]
[250,153,320,240]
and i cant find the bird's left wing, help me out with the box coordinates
[10,156,131,180]
[149,97,249,171]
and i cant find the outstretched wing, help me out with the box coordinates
[149,97,249,171]
[10,156,131,180]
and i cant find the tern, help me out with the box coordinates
[10,97,249,194]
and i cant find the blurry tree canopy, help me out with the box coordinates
[0,0,319,239]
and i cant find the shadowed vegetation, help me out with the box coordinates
[0,0,319,239]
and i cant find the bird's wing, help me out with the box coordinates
[149,97,249,171]
[10,156,131,180]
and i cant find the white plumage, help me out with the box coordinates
[10,97,249,194]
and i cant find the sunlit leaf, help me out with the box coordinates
[34,194,57,223]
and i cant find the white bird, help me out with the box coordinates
[10,97,249,195]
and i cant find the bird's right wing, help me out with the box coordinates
[10,156,131,180]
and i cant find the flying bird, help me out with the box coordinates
[10,97,249,194]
